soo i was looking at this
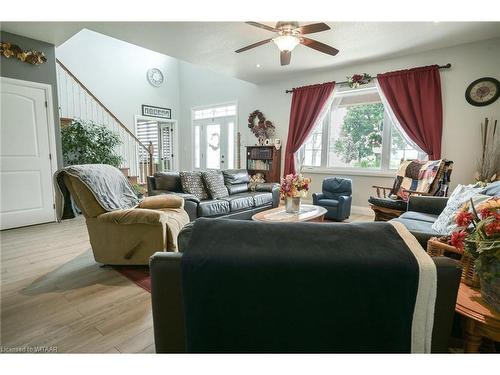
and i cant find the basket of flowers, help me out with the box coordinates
[449,197,500,311]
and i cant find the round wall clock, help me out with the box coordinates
[147,68,164,87]
[465,77,499,107]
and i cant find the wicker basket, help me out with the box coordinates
[426,237,480,288]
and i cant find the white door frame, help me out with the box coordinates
[134,115,179,171]
[1,77,59,226]
[190,101,238,170]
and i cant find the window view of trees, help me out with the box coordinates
[333,103,384,168]
[300,87,426,171]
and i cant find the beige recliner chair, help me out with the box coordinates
[62,174,189,265]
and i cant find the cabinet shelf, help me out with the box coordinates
[246,145,281,183]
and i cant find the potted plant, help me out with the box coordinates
[449,198,500,311]
[61,119,123,167]
[280,174,311,214]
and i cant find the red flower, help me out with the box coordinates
[455,210,473,227]
[485,221,500,237]
[449,230,467,250]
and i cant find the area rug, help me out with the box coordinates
[113,266,151,293]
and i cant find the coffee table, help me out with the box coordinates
[251,204,327,223]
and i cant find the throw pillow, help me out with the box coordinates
[431,184,485,235]
[202,171,229,199]
[180,171,209,200]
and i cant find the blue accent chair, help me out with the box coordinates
[312,177,352,221]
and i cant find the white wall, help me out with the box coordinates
[56,29,180,132]
[178,38,500,209]
[178,61,260,170]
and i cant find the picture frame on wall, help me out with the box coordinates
[142,104,171,119]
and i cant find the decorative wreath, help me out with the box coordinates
[0,41,47,65]
[248,110,275,140]
[208,132,220,151]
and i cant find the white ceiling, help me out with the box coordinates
[2,22,500,83]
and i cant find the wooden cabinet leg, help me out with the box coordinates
[464,318,482,353]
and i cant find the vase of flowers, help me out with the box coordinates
[449,197,500,311]
[280,174,311,214]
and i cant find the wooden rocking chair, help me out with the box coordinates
[368,159,453,221]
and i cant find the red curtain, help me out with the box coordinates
[377,65,443,159]
[284,82,335,175]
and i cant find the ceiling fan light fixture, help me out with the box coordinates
[272,35,300,52]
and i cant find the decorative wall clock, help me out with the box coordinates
[147,68,164,87]
[465,77,499,107]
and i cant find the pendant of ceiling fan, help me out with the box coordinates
[235,22,339,66]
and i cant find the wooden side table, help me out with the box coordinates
[455,282,500,353]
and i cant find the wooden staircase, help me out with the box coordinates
[56,59,155,184]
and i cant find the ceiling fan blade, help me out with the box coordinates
[280,50,291,66]
[235,38,273,53]
[300,37,339,56]
[295,22,330,35]
[245,22,277,32]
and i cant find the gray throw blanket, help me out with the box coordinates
[54,164,139,221]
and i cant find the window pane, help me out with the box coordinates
[206,124,221,169]
[227,121,234,169]
[194,126,200,168]
[389,124,427,169]
[302,124,323,167]
[194,105,236,120]
[328,102,384,169]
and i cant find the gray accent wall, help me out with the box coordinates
[0,31,62,167]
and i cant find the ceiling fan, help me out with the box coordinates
[235,21,339,66]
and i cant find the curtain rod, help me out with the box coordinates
[285,63,452,94]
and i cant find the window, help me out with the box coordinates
[193,104,236,120]
[300,86,426,172]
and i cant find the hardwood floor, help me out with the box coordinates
[1,213,373,353]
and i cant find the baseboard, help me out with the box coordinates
[351,205,374,217]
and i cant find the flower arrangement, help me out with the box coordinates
[449,197,500,309]
[1,41,47,65]
[280,174,311,199]
[346,73,372,88]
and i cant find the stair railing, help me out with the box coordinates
[56,59,155,183]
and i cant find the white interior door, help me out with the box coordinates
[193,117,235,170]
[1,78,57,230]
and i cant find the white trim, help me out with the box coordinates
[390,221,437,353]
[0,77,59,223]
[134,115,179,172]
[301,166,396,178]
[190,100,238,170]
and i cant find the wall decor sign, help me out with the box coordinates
[142,105,171,119]
[0,41,47,65]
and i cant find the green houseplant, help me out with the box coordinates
[61,119,123,167]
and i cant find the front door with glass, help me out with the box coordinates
[193,117,235,170]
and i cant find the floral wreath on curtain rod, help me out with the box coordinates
[346,73,372,88]
[0,41,47,65]
[248,110,275,140]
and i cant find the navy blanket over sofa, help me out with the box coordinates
[181,219,436,353]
